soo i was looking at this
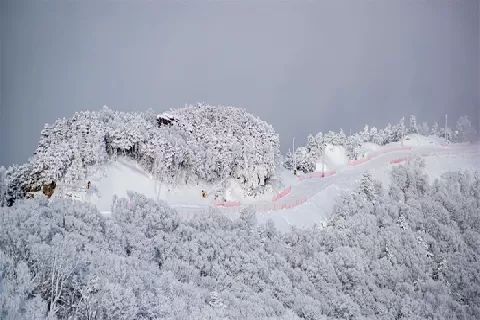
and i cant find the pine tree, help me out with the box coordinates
[431,121,439,136]
[456,115,477,142]
[419,121,429,136]
[208,290,225,309]
[439,126,453,142]
[345,134,362,160]
[369,127,379,144]
[409,115,418,134]
[360,125,370,142]
[359,171,377,203]
[337,128,347,146]
[382,123,393,144]
[306,134,321,162]
[393,117,406,141]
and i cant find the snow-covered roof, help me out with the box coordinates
[157,112,175,120]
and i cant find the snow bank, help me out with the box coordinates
[75,158,216,212]
[358,142,382,158]
[298,170,336,181]
[352,146,412,166]
[316,144,349,171]
[402,134,442,147]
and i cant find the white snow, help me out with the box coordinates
[315,144,349,171]
[401,134,442,147]
[67,158,214,213]
[64,141,479,233]
[358,142,382,158]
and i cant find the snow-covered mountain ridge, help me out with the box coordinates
[46,133,479,233]
[1,109,480,319]
[1,104,280,205]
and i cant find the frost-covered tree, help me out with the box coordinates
[345,133,362,160]
[418,121,430,136]
[408,114,418,134]
[358,171,377,204]
[7,104,281,204]
[368,126,378,143]
[382,123,394,144]
[456,115,477,142]
[391,117,406,142]
[439,126,454,142]
[431,121,439,136]
[293,146,316,173]
[283,149,294,171]
[2,164,480,319]
[360,124,370,142]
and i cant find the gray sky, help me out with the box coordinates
[1,0,479,167]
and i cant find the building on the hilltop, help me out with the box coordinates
[156,113,176,127]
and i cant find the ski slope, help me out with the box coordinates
[255,143,479,231]
[63,135,479,232]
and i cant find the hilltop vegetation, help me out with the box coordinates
[286,114,477,173]
[1,158,480,319]
[0,104,280,205]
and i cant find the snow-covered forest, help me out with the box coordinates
[1,108,476,207]
[0,104,280,205]
[1,157,480,319]
[286,115,477,173]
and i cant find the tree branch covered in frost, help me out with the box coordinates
[1,160,480,319]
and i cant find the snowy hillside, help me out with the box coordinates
[2,104,280,205]
[2,142,480,319]
[56,136,479,233]
[1,111,480,320]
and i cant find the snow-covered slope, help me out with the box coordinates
[64,158,215,212]
[62,140,479,232]
[257,143,479,232]
[314,144,349,171]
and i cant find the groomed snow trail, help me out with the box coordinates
[67,141,479,232]
[259,145,479,231]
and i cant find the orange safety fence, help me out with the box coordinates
[348,146,412,166]
[253,183,332,213]
[272,185,292,201]
[390,157,408,164]
[212,147,478,215]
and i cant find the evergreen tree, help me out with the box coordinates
[360,125,370,142]
[431,121,439,136]
[345,134,362,160]
[409,115,418,134]
[456,115,477,142]
[383,123,394,145]
[358,171,377,203]
[208,291,225,309]
[419,121,429,136]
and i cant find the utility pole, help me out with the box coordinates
[322,143,326,176]
[292,137,296,171]
[445,113,448,142]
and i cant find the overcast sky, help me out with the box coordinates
[1,0,479,167]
